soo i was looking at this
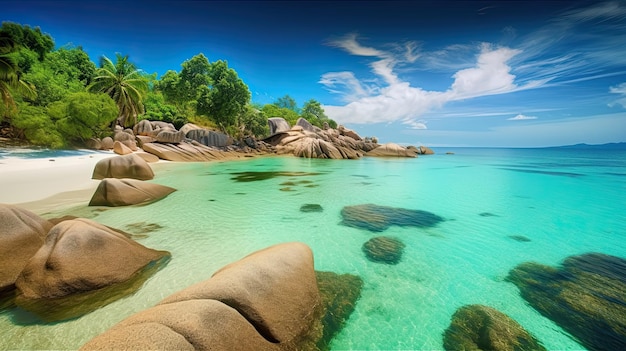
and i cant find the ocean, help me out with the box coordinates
[1,147,625,350]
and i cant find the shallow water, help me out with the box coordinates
[1,148,625,350]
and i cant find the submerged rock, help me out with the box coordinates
[341,204,444,232]
[507,253,626,351]
[362,236,406,265]
[0,205,53,293]
[300,204,323,213]
[443,304,546,351]
[314,271,363,350]
[15,218,170,321]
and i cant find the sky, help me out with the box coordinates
[3,0,626,147]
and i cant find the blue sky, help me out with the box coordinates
[3,0,626,147]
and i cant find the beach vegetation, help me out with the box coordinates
[88,53,148,128]
[0,32,36,109]
[51,92,119,142]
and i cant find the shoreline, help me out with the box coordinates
[0,150,116,213]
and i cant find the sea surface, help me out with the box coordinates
[1,147,625,350]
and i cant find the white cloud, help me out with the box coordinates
[321,37,526,125]
[448,43,521,100]
[402,119,428,129]
[508,114,538,120]
[609,82,626,108]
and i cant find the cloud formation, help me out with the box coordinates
[508,114,538,120]
[321,36,525,126]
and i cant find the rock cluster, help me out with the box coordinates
[443,304,546,351]
[0,204,170,322]
[507,253,626,351]
[85,117,434,161]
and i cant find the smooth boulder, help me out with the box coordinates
[443,304,546,351]
[92,154,154,180]
[268,117,292,135]
[16,218,169,299]
[365,143,417,157]
[89,178,176,206]
[0,204,53,291]
[83,242,322,350]
[112,140,132,155]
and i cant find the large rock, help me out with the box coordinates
[365,143,417,157]
[507,253,626,351]
[155,129,185,144]
[82,242,323,350]
[443,305,546,351]
[268,117,291,135]
[296,118,319,132]
[133,119,153,136]
[100,136,114,150]
[89,178,176,206]
[112,140,132,155]
[341,203,444,232]
[15,218,170,321]
[0,204,53,291]
[337,125,362,141]
[186,128,230,147]
[142,141,238,162]
[92,154,154,180]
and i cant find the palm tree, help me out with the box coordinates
[88,53,148,127]
[0,33,36,108]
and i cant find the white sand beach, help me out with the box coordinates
[0,151,116,213]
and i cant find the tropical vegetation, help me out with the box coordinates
[0,21,338,148]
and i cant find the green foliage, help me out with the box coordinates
[262,103,299,126]
[0,33,36,109]
[237,104,269,138]
[141,91,187,129]
[0,22,54,61]
[275,94,299,112]
[196,60,250,131]
[10,102,64,147]
[88,54,148,127]
[54,92,119,141]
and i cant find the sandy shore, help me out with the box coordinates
[0,150,116,213]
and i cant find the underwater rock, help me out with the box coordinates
[341,204,444,232]
[443,304,546,351]
[506,253,626,351]
[82,242,323,350]
[300,204,323,213]
[89,178,176,206]
[15,218,170,321]
[0,204,53,293]
[314,271,363,350]
[92,154,154,180]
[362,236,406,265]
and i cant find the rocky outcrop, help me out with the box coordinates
[142,141,242,162]
[362,236,406,264]
[0,204,53,292]
[443,305,546,351]
[92,154,154,180]
[89,178,176,206]
[133,119,153,136]
[100,137,114,150]
[268,117,292,135]
[507,253,626,351]
[186,128,230,147]
[155,129,185,144]
[365,143,418,157]
[82,242,322,350]
[341,203,444,232]
[15,218,170,321]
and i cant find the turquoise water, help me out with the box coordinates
[1,148,625,350]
